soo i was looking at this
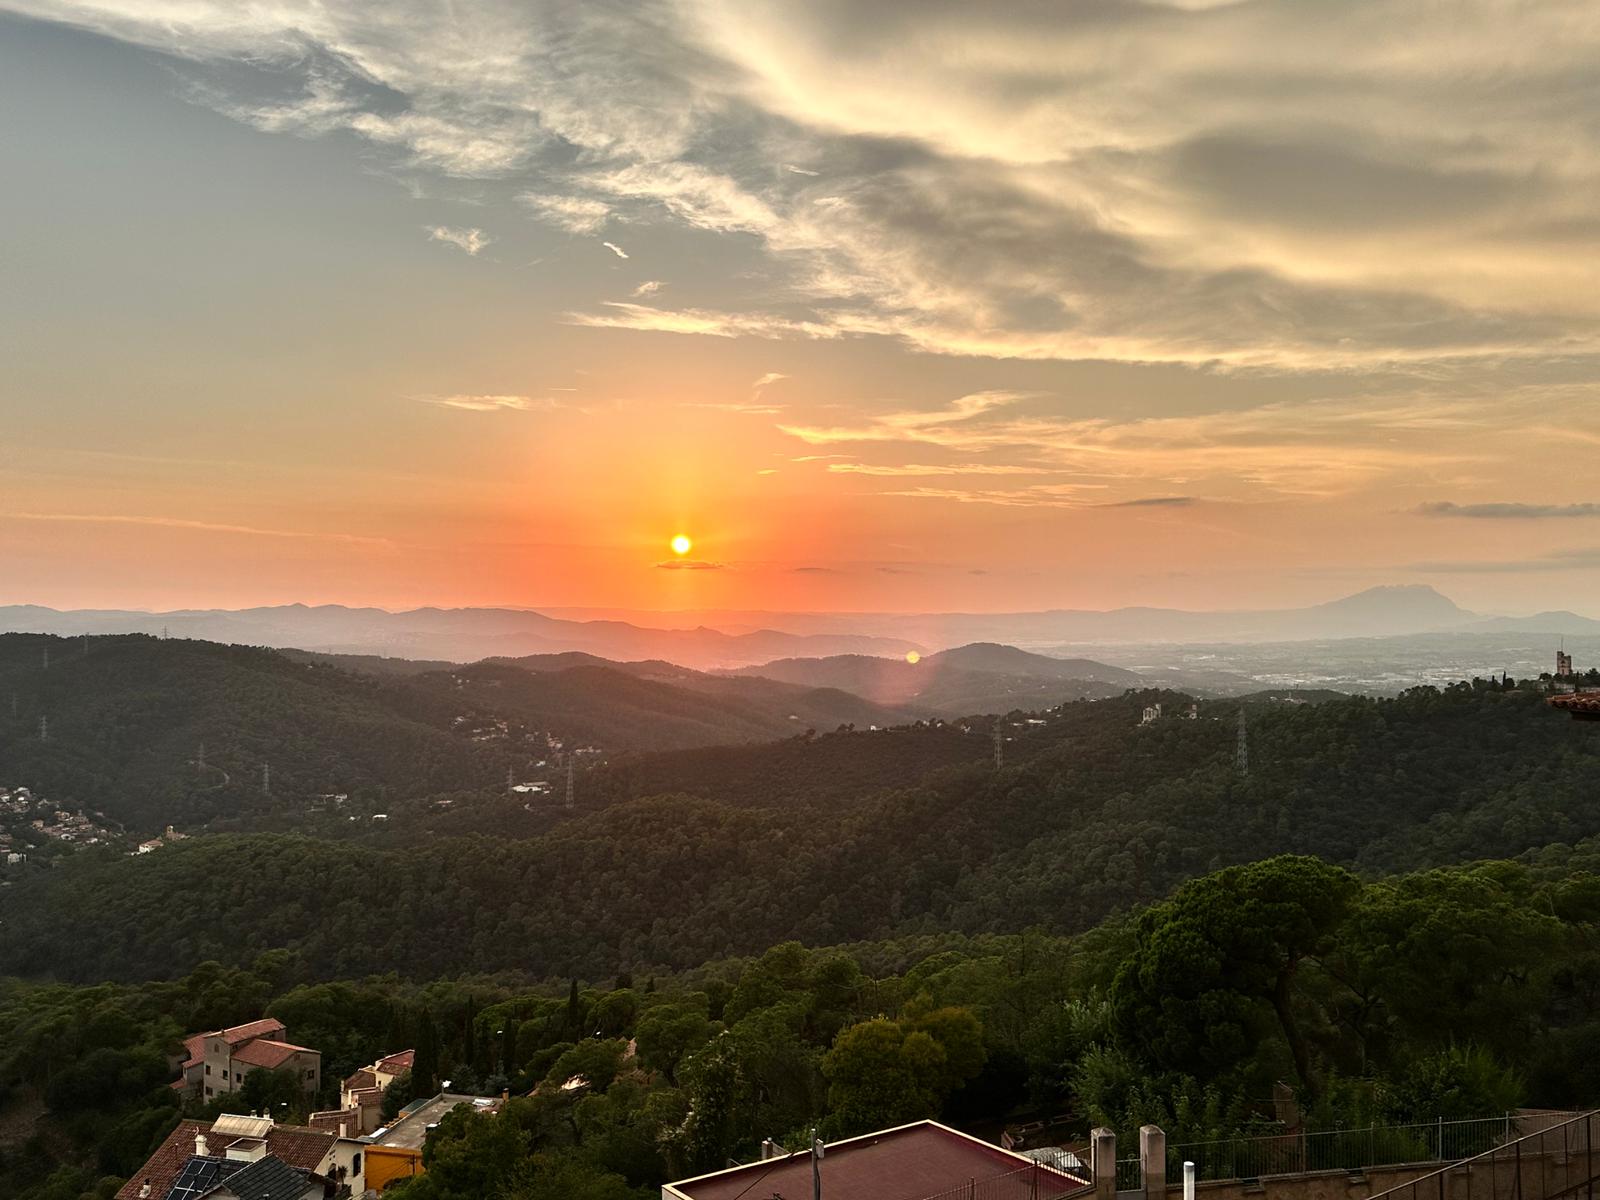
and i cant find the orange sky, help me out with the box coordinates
[4,4,1600,617]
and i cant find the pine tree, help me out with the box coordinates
[567,979,582,1036]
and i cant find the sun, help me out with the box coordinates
[905,650,921,664]
[670,534,693,556]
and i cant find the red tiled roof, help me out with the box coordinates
[264,1124,337,1169]
[377,1049,415,1073]
[219,1018,287,1045]
[666,1121,1087,1200]
[117,1119,207,1200]
[343,1068,378,1092]
[232,1038,315,1070]
[116,1119,335,1200]
[1550,692,1600,716]
[180,1033,207,1069]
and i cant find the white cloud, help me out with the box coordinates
[415,394,542,412]
[518,193,611,234]
[631,280,664,297]
[12,0,1600,367]
[601,241,629,259]
[426,225,491,255]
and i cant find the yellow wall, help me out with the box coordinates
[364,1145,423,1192]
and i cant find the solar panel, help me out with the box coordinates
[162,1156,229,1200]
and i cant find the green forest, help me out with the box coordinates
[3,634,1600,1199]
[3,853,1599,1200]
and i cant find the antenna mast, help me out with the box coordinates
[1236,707,1249,778]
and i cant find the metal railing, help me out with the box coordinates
[1368,1110,1599,1200]
[1168,1116,1519,1182]
[904,1162,1090,1200]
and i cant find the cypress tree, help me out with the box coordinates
[413,1007,439,1096]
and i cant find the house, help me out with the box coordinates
[116,1113,367,1200]
[662,1120,1087,1200]
[338,1048,414,1134]
[172,1019,321,1100]
[360,1092,504,1192]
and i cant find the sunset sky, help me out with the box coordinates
[4,1,1600,615]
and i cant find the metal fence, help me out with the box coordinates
[1367,1110,1599,1200]
[1166,1116,1518,1183]
[904,1162,1090,1200]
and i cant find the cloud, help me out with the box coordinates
[655,558,723,570]
[1103,496,1197,508]
[415,394,544,412]
[632,280,664,298]
[1418,502,1600,519]
[601,241,629,259]
[2,511,389,546]
[1410,546,1600,574]
[15,0,1600,368]
[825,462,1043,477]
[791,565,839,573]
[426,225,490,256]
[567,302,840,340]
[752,372,788,390]
[519,193,610,234]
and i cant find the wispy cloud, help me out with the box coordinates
[1103,496,1197,508]
[826,462,1043,477]
[632,280,664,298]
[567,303,840,341]
[655,558,723,570]
[518,193,610,234]
[414,394,544,412]
[1418,501,1600,519]
[426,225,490,256]
[2,511,389,546]
[601,241,629,259]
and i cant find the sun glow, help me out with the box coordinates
[670,534,693,556]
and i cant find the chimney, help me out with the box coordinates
[139,1182,152,1199]
[195,1132,209,1157]
[339,1122,348,1139]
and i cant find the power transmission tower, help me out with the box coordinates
[41,646,49,670]
[993,719,1005,771]
[38,715,48,742]
[1236,707,1249,778]
[565,758,575,808]
[506,765,514,797]
[197,743,206,774]
[261,762,271,795]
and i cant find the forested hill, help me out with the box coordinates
[433,660,912,750]
[0,633,513,832]
[730,643,1140,715]
[6,682,1599,984]
[0,635,920,834]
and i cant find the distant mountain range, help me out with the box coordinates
[4,587,1598,670]
[0,604,918,670]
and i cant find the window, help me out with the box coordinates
[205,1087,213,1097]
[351,1154,361,1175]
[205,1065,211,1075]
[305,1068,315,1079]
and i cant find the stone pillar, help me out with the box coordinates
[1140,1126,1166,1200]
[1093,1127,1117,1200]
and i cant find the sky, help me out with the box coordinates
[3,1,1600,616]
